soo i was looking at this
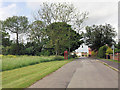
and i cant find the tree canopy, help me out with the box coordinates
[84,24,116,51]
[3,16,29,54]
[4,16,29,45]
[34,2,88,33]
[46,22,83,55]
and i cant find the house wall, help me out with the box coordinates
[88,48,92,55]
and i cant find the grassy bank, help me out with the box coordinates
[2,55,64,71]
[2,58,74,88]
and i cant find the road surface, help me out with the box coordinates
[29,57,118,89]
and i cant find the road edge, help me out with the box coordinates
[96,60,119,72]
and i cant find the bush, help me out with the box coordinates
[97,45,108,58]
[91,51,97,56]
[2,46,11,55]
[106,47,113,55]
[25,47,34,55]
[40,50,51,56]
[3,43,26,55]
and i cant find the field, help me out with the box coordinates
[1,55,74,88]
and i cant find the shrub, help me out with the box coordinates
[25,47,34,55]
[2,46,11,55]
[40,50,51,56]
[91,51,97,56]
[97,45,108,58]
[106,47,113,55]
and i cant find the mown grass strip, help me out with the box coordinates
[2,58,74,88]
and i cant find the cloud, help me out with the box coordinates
[26,2,40,10]
[0,0,3,7]
[72,2,118,35]
[0,3,17,20]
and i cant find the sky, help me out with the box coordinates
[0,0,119,53]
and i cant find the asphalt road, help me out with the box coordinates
[29,57,118,89]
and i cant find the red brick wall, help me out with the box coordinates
[118,53,120,61]
[109,54,118,60]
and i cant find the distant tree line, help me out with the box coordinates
[0,2,88,56]
[1,2,117,56]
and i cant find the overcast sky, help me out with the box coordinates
[0,0,119,53]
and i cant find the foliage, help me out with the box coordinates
[2,46,11,55]
[1,30,12,47]
[1,3,88,56]
[4,16,29,54]
[97,45,108,58]
[28,20,47,45]
[91,51,97,56]
[25,47,34,55]
[84,24,116,51]
[40,50,51,56]
[46,22,83,55]
[115,42,120,53]
[25,42,42,56]
[106,47,113,55]
[0,20,12,51]
[2,43,25,55]
[118,42,120,49]
[35,2,88,32]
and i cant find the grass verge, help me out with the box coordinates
[2,58,74,88]
[103,59,120,63]
[97,57,120,63]
[2,55,64,71]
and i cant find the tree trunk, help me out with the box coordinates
[16,33,19,45]
[16,33,19,54]
[56,50,58,56]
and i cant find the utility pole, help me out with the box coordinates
[69,27,70,56]
[112,45,115,60]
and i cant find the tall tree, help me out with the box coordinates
[34,2,88,32]
[27,20,47,54]
[28,20,46,43]
[4,16,29,54]
[0,20,11,47]
[84,24,116,51]
[115,42,120,53]
[46,22,83,55]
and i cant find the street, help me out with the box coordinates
[29,57,118,89]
